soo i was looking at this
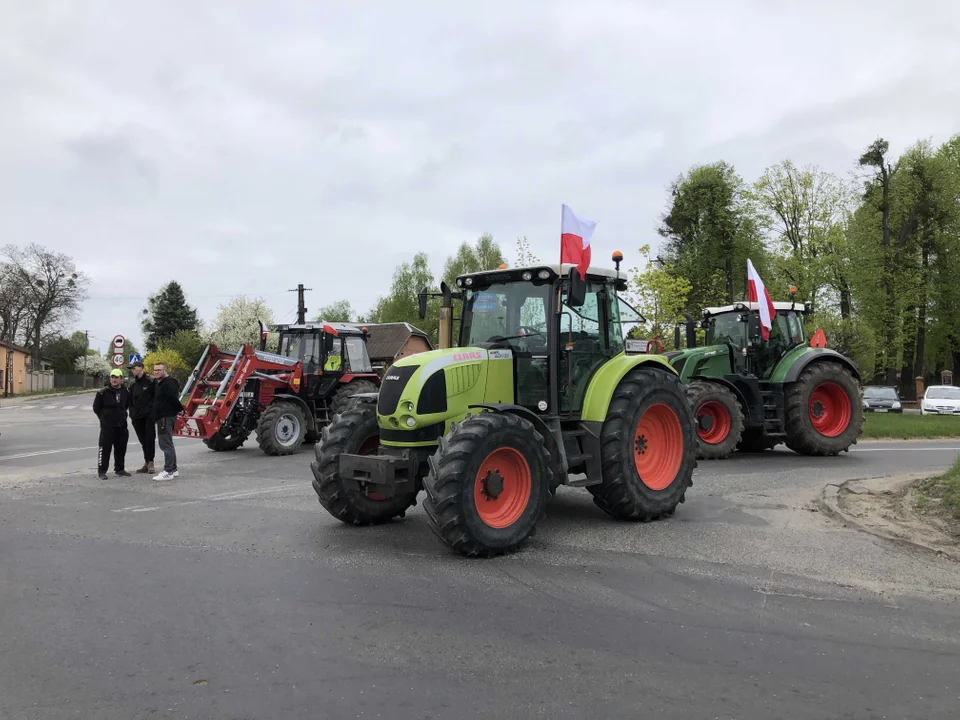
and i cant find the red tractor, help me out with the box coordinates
[174,322,381,456]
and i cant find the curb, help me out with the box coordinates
[0,389,97,407]
[817,476,958,562]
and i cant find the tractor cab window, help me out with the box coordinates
[323,335,343,373]
[280,331,322,373]
[558,280,620,415]
[461,281,551,411]
[706,312,747,348]
[344,335,373,373]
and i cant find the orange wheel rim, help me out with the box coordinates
[696,401,731,444]
[808,382,851,438]
[633,403,684,491]
[357,434,388,500]
[473,447,532,528]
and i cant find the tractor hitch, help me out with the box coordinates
[338,448,420,498]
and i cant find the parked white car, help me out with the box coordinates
[920,385,960,415]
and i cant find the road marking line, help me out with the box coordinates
[0,446,98,461]
[111,485,292,513]
[61,405,77,410]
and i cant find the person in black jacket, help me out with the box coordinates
[151,361,184,481]
[128,360,156,474]
[93,368,132,480]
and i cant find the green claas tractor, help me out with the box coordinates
[310,254,699,557]
[665,293,863,459]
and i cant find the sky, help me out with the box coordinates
[2,1,959,353]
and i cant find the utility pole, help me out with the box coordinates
[289,283,312,324]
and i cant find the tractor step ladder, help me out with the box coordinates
[760,390,785,434]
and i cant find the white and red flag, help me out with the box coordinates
[560,204,597,280]
[746,259,776,340]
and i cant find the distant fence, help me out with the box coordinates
[25,370,54,393]
[54,373,96,390]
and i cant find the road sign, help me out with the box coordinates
[112,334,125,349]
[129,353,142,365]
[112,353,125,367]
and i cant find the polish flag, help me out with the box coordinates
[747,259,777,340]
[560,204,597,280]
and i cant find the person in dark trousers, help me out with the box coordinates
[151,361,183,481]
[93,368,132,480]
[129,360,156,474]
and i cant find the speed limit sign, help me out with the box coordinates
[112,334,125,349]
[112,353,125,367]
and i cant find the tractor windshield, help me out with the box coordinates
[705,312,747,347]
[460,282,551,351]
[344,335,373,373]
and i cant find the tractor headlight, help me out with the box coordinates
[402,415,417,428]
[537,269,550,279]
[521,271,532,281]
[403,401,414,412]
[465,277,473,286]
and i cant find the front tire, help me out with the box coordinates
[686,381,743,460]
[589,367,697,521]
[330,379,379,416]
[422,412,552,558]
[783,362,863,456]
[256,402,307,456]
[311,403,418,525]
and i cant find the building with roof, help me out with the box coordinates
[1,339,30,396]
[359,322,433,371]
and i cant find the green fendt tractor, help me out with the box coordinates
[665,293,863,459]
[310,254,699,557]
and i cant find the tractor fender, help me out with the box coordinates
[781,349,861,384]
[269,394,317,433]
[580,354,677,423]
[467,403,566,481]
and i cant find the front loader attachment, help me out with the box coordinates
[173,344,300,441]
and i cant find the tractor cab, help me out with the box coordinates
[702,299,812,378]
[274,322,374,376]
[452,262,638,416]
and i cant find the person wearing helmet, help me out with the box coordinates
[92,368,132,480]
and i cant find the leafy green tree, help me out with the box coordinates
[367,252,439,343]
[626,244,692,346]
[442,234,506,287]
[141,281,200,352]
[658,161,767,310]
[142,348,190,385]
[514,236,540,266]
[42,331,88,374]
[161,329,206,368]
[313,300,353,323]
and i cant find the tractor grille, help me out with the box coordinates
[377,365,418,416]
[445,363,482,396]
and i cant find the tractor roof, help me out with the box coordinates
[456,263,624,287]
[274,322,365,335]
[703,301,807,315]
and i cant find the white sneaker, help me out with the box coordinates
[152,471,174,481]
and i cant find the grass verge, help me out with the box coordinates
[860,412,960,440]
[914,459,960,525]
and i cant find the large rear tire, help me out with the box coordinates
[311,403,418,525]
[686,381,743,460]
[422,412,552,558]
[783,362,863,456]
[203,428,249,452]
[329,379,379,417]
[589,367,697,521]
[256,402,307,456]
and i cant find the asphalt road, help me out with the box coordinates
[2,398,960,719]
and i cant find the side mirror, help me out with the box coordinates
[418,287,428,320]
[567,268,587,307]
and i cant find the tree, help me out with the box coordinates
[626,245,692,346]
[751,160,855,311]
[514,236,540,267]
[204,295,275,352]
[161,329,205,368]
[141,282,200,352]
[1,243,89,362]
[42,331,88,375]
[442,234,506,287]
[313,300,353,323]
[658,161,767,311]
[367,252,439,343]
[142,348,190,385]
[75,351,112,381]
